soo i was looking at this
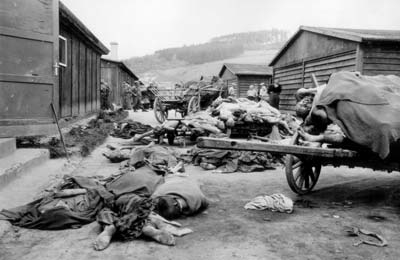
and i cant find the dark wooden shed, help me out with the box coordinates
[0,0,108,137]
[218,63,272,98]
[101,58,139,106]
[269,26,400,112]
[59,2,109,118]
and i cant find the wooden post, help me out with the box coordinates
[301,60,305,87]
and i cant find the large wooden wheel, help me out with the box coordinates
[187,96,200,115]
[285,133,322,195]
[153,97,167,123]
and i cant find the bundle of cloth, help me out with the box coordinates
[110,120,153,139]
[181,111,226,136]
[103,143,183,174]
[181,147,279,173]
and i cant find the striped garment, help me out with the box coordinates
[97,193,154,240]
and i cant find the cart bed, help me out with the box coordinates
[197,137,357,158]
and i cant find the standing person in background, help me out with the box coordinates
[132,81,144,112]
[147,82,157,109]
[134,81,144,111]
[259,83,269,102]
[131,82,138,111]
[100,79,111,110]
[122,82,133,110]
[268,82,282,109]
[247,84,258,101]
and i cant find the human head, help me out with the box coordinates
[154,195,182,219]
[295,96,313,119]
[304,106,330,134]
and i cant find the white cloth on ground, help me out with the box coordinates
[244,193,293,213]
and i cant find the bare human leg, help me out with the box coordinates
[93,224,117,251]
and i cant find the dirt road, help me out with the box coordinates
[1,111,400,260]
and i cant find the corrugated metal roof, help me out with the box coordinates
[219,63,273,77]
[269,26,400,66]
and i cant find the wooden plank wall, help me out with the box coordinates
[237,75,271,98]
[222,78,239,97]
[274,50,357,112]
[101,60,137,106]
[101,62,121,106]
[59,26,101,118]
[362,45,400,76]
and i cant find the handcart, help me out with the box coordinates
[149,83,223,123]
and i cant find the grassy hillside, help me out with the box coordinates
[139,49,279,84]
[125,29,287,84]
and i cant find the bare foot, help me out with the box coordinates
[155,230,176,245]
[93,225,116,251]
[298,128,322,142]
[148,213,192,237]
[142,224,176,246]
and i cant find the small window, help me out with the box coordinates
[59,35,67,67]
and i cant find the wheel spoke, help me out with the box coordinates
[304,168,310,189]
[309,167,316,184]
[294,168,301,182]
[292,161,302,169]
[297,168,305,189]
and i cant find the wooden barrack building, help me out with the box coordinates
[0,0,108,137]
[269,26,400,112]
[101,58,139,106]
[218,63,273,98]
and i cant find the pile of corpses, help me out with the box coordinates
[0,143,209,251]
[111,97,301,145]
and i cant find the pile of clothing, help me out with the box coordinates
[103,143,184,174]
[182,147,279,173]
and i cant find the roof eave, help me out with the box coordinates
[301,26,362,43]
[101,58,139,80]
[236,73,272,76]
[59,1,109,55]
[269,25,363,66]
[361,37,400,43]
[218,64,227,78]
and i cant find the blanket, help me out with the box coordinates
[315,72,400,159]
[152,176,209,216]
[0,176,112,230]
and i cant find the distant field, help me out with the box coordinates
[139,49,279,84]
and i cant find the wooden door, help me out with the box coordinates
[0,0,59,137]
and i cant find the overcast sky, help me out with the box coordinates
[61,0,400,59]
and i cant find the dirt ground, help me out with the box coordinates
[1,111,400,260]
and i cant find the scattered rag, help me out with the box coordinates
[244,194,294,213]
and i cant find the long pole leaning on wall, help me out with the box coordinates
[50,103,70,162]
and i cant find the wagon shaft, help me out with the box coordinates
[197,137,358,158]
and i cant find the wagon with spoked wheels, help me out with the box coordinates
[150,83,224,124]
[196,135,400,195]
